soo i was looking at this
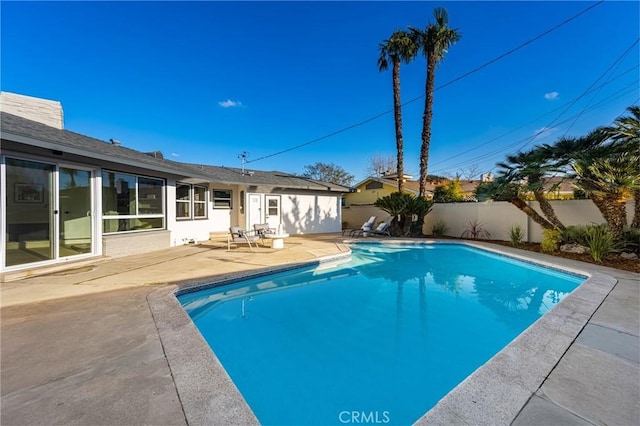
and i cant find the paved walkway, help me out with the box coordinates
[1,235,638,425]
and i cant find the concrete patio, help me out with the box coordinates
[1,234,638,425]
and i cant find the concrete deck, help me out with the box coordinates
[1,235,638,425]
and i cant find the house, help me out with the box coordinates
[343,175,422,206]
[0,92,348,273]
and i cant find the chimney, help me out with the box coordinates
[0,91,64,129]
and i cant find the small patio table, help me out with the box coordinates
[262,233,290,249]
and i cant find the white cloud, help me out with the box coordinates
[171,153,179,157]
[218,99,243,108]
[544,91,559,100]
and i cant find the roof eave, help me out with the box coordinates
[2,130,211,181]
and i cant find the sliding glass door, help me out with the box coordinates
[4,158,55,267]
[59,167,93,258]
[3,157,95,269]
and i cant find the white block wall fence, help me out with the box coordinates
[342,200,635,243]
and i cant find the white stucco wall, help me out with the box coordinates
[281,193,342,234]
[343,200,635,242]
[166,180,218,245]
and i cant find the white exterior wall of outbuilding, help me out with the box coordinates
[280,192,342,234]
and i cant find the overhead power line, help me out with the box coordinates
[427,65,639,169]
[247,0,605,164]
[428,84,639,175]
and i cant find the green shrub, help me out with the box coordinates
[431,220,450,236]
[541,229,562,253]
[584,224,614,262]
[461,220,491,239]
[507,224,524,246]
[561,225,589,246]
[620,227,640,255]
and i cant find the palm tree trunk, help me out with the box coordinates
[510,197,555,230]
[591,193,627,238]
[419,50,436,197]
[632,189,640,229]
[533,189,565,230]
[392,59,405,193]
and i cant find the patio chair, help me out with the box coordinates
[253,223,276,246]
[343,216,377,237]
[228,226,260,251]
[362,216,393,237]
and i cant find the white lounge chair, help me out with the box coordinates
[344,216,377,237]
[362,216,393,237]
[228,226,260,251]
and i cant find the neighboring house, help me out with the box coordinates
[542,176,578,199]
[0,92,347,273]
[343,175,422,206]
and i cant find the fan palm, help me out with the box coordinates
[374,192,433,236]
[497,147,566,231]
[572,150,640,238]
[378,30,417,193]
[603,106,640,227]
[410,7,461,197]
[475,178,556,230]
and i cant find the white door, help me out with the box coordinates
[265,195,281,230]
[247,193,262,230]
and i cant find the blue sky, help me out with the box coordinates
[2,1,638,184]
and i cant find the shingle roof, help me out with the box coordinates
[1,111,203,178]
[1,112,349,192]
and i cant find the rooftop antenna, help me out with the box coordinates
[238,151,250,175]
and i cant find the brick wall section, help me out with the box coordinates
[102,231,171,258]
[0,92,64,129]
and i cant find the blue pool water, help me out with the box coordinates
[178,243,584,425]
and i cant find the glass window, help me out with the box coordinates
[102,172,136,215]
[176,184,191,219]
[193,186,207,219]
[102,171,165,233]
[268,199,278,216]
[138,178,163,215]
[213,189,232,209]
[176,183,208,220]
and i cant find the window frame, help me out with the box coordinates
[175,183,192,220]
[175,183,209,221]
[212,189,232,209]
[101,170,166,234]
[193,185,208,219]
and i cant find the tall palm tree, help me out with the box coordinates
[378,30,417,193]
[410,7,461,197]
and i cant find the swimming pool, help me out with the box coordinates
[178,243,585,425]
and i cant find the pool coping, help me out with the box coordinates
[148,239,617,426]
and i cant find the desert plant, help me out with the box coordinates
[584,224,614,262]
[431,220,450,236]
[507,224,524,246]
[561,225,589,246]
[541,229,562,253]
[461,220,490,239]
[374,192,433,236]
